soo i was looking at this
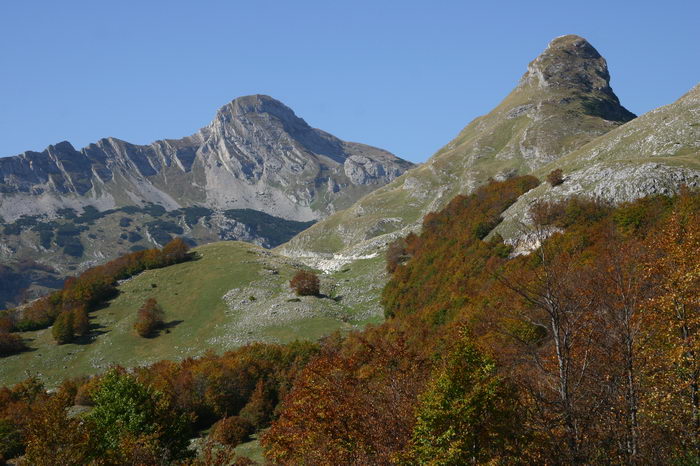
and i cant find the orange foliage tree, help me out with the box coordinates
[134,298,165,337]
[289,270,320,296]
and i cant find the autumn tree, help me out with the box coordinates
[22,391,94,465]
[263,328,430,464]
[210,416,254,447]
[495,224,609,463]
[0,330,27,356]
[239,379,276,429]
[546,168,564,186]
[386,237,409,273]
[71,305,90,338]
[289,270,320,296]
[134,298,165,337]
[162,237,190,265]
[588,234,651,462]
[641,204,700,460]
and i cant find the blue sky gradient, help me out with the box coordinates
[1,0,698,162]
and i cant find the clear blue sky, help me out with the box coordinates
[1,0,698,163]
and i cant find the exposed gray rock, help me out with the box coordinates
[0,95,413,223]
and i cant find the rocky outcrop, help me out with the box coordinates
[518,35,635,123]
[0,95,413,222]
[493,83,700,241]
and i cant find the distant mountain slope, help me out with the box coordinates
[0,96,412,308]
[280,35,635,258]
[493,83,700,240]
[0,95,412,222]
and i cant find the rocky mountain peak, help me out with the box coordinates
[520,34,608,91]
[517,34,634,122]
[213,94,305,127]
[47,140,77,153]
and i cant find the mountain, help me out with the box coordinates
[0,95,412,222]
[3,34,698,385]
[0,95,412,308]
[280,35,636,260]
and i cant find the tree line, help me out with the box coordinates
[0,237,190,350]
[0,340,318,463]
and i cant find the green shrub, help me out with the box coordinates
[86,369,192,459]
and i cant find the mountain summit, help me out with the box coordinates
[0,95,412,223]
[518,34,635,122]
[282,34,636,257]
[0,96,412,307]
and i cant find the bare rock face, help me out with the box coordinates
[518,35,636,123]
[343,155,401,185]
[0,95,413,223]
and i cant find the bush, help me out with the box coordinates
[0,315,14,333]
[134,298,165,337]
[0,418,23,461]
[546,168,564,187]
[0,330,27,356]
[86,369,192,460]
[290,270,320,296]
[210,416,254,447]
[75,382,96,407]
[386,238,408,274]
[127,231,142,243]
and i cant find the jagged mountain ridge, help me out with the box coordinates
[280,34,636,259]
[0,96,412,308]
[0,94,413,223]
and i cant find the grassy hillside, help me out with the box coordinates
[0,241,387,387]
[0,204,315,309]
